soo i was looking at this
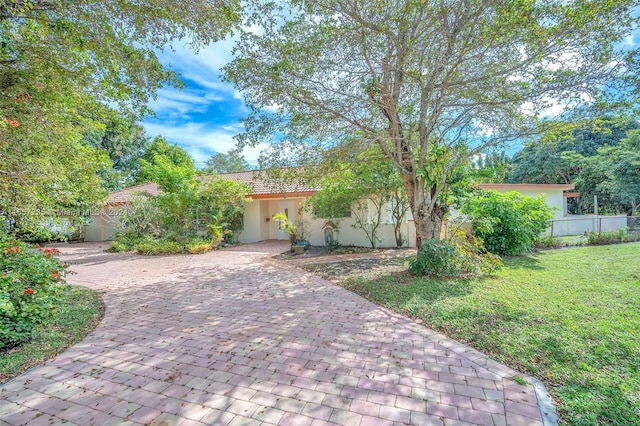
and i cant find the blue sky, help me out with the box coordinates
[142,36,268,168]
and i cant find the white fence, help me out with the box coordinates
[548,215,629,237]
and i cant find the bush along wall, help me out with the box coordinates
[0,232,67,350]
[460,190,554,256]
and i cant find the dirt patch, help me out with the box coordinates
[301,255,414,284]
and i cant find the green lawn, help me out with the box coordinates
[0,286,104,383]
[342,243,640,425]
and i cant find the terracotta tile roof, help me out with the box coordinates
[106,182,161,204]
[105,169,317,204]
[216,170,317,195]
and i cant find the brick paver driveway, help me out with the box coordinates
[0,241,555,426]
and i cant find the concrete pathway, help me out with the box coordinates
[0,241,555,425]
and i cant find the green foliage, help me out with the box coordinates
[311,151,408,248]
[134,237,184,255]
[534,236,563,250]
[109,235,217,255]
[508,117,640,215]
[82,111,151,190]
[409,239,462,277]
[225,0,639,249]
[460,191,554,256]
[204,149,250,173]
[112,147,251,254]
[0,285,103,383]
[1,1,238,236]
[586,229,626,246]
[134,137,196,186]
[272,212,297,244]
[471,150,511,183]
[0,232,66,349]
[409,235,502,278]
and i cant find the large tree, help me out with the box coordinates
[204,149,250,173]
[83,111,152,190]
[508,117,640,214]
[1,0,238,236]
[134,136,195,184]
[224,0,639,249]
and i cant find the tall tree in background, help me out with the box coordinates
[594,130,640,216]
[1,0,238,236]
[204,149,250,173]
[225,0,639,250]
[134,137,195,184]
[471,150,511,183]
[83,111,151,190]
[508,117,640,214]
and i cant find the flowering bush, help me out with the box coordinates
[1,232,66,349]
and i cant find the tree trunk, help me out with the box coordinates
[402,172,447,251]
[394,222,404,248]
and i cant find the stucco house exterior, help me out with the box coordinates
[86,170,619,246]
[84,182,160,243]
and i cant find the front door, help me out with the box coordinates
[276,200,296,240]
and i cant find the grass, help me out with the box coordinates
[340,243,640,425]
[0,285,104,383]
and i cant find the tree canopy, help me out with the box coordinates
[224,0,640,249]
[1,0,238,238]
[508,117,640,214]
[204,149,250,173]
[83,111,152,190]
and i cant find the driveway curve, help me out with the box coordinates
[0,241,554,426]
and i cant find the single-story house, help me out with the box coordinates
[84,182,160,243]
[85,172,625,246]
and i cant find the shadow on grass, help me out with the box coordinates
[502,254,545,271]
[341,272,476,319]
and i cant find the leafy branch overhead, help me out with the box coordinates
[225,0,640,249]
[1,0,239,237]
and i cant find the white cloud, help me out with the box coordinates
[144,34,276,168]
[148,88,226,117]
[142,121,267,166]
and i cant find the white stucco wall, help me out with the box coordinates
[237,196,416,248]
[85,205,127,242]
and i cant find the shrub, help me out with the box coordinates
[186,239,216,254]
[108,239,130,253]
[111,164,250,254]
[109,234,218,255]
[459,190,554,256]
[410,239,462,277]
[409,236,501,278]
[586,229,626,245]
[534,235,563,249]
[134,238,184,255]
[1,233,66,349]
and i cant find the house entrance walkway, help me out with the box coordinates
[0,241,555,425]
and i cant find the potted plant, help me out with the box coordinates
[272,212,307,254]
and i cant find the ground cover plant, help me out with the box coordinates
[329,243,640,425]
[0,285,103,383]
[1,234,67,349]
[0,231,104,381]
